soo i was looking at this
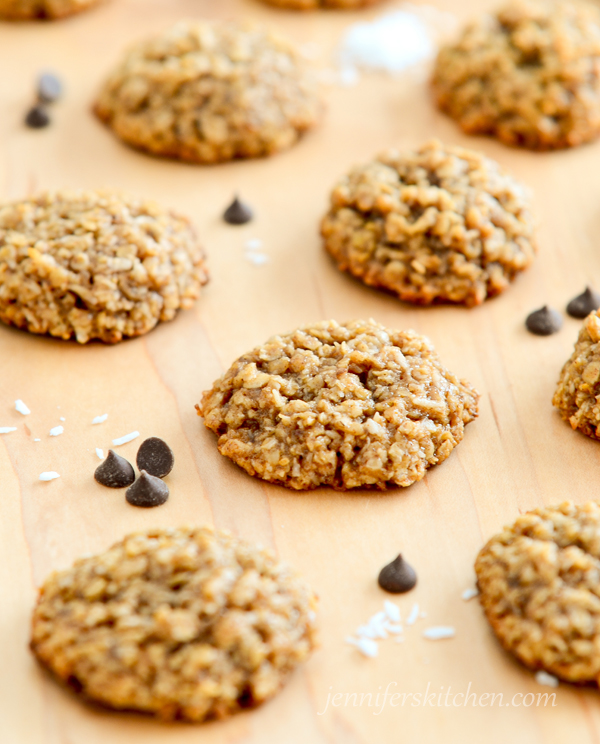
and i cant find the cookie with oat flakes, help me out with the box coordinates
[30,526,318,721]
[197,319,479,491]
[476,501,600,684]
[94,20,323,164]
[0,190,208,344]
[553,310,600,440]
[0,0,102,19]
[321,140,536,307]
[432,0,600,150]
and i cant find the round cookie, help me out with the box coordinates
[0,190,208,343]
[94,20,323,164]
[321,140,536,307]
[475,502,600,684]
[553,310,600,439]
[198,319,479,491]
[0,0,100,18]
[432,0,600,150]
[30,526,318,721]
[257,0,383,9]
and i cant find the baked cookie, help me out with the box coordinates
[553,310,600,439]
[198,319,479,491]
[257,0,382,9]
[31,526,318,721]
[0,0,101,19]
[94,20,323,164]
[476,501,600,684]
[432,0,600,150]
[321,140,536,307]
[0,190,208,343]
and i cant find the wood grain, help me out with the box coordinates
[2,0,600,741]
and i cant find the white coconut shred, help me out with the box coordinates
[336,4,457,82]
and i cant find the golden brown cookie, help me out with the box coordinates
[553,310,600,439]
[432,0,600,150]
[257,0,383,9]
[0,190,208,343]
[476,502,600,684]
[94,20,323,164]
[31,526,318,721]
[198,319,479,491]
[0,0,101,19]
[321,140,536,307]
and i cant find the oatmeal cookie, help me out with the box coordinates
[94,20,323,164]
[0,0,101,19]
[0,190,208,344]
[31,526,318,721]
[553,310,600,439]
[198,319,479,491]
[321,140,536,307]
[257,0,382,9]
[476,501,600,684]
[432,0,600,150]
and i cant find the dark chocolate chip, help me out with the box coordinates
[94,449,135,488]
[38,72,62,104]
[126,470,169,508]
[525,306,563,336]
[378,554,417,594]
[25,105,50,129]
[136,437,174,478]
[223,196,253,225]
[567,287,600,319]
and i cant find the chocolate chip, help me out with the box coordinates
[567,287,600,319]
[378,554,417,594]
[126,470,169,508]
[25,105,50,129]
[38,72,62,104]
[223,196,253,225]
[525,306,563,336]
[94,449,135,488]
[136,437,174,478]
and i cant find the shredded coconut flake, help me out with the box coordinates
[59,417,66,422]
[96,448,104,460]
[422,626,455,640]
[385,623,403,635]
[112,431,140,446]
[245,238,263,251]
[356,638,379,658]
[367,611,389,639]
[39,471,60,481]
[0,427,17,434]
[15,399,31,415]
[34,438,41,442]
[356,624,378,639]
[338,9,434,76]
[49,426,64,437]
[92,414,108,425]
[336,4,457,85]
[384,600,401,623]
[462,588,479,601]
[535,671,559,688]
[406,603,420,626]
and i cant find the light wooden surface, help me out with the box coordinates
[2,0,600,741]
